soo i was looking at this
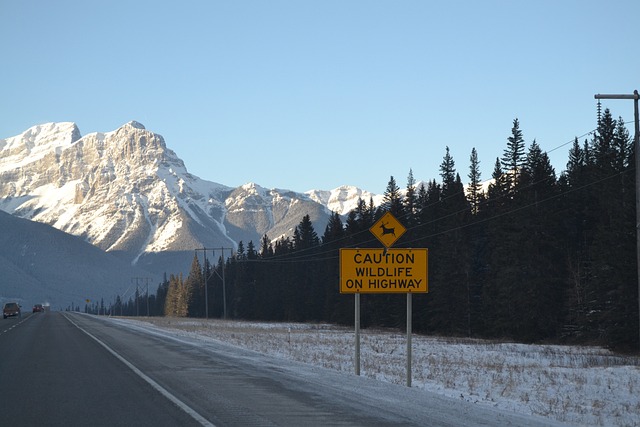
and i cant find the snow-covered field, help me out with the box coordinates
[125,317,640,427]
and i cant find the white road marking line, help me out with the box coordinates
[63,313,215,427]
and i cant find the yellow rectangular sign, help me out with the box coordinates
[340,248,428,294]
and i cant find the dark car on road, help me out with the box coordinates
[3,302,21,319]
[33,304,44,313]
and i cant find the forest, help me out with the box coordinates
[98,107,639,352]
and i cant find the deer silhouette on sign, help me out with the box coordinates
[379,221,396,237]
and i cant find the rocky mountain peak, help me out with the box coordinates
[101,121,168,163]
[21,122,81,146]
[0,121,381,276]
[125,120,146,130]
[0,122,81,170]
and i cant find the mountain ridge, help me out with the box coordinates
[0,121,384,286]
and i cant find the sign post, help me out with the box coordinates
[407,292,412,387]
[339,212,428,386]
[355,293,360,376]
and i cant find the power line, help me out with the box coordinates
[244,116,635,264]
[246,166,633,265]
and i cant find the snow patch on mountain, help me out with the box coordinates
[0,122,81,172]
[1,121,384,275]
[306,185,384,216]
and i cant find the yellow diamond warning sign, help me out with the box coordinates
[370,212,406,248]
[340,248,428,294]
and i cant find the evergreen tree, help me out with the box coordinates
[484,122,531,339]
[155,275,169,316]
[560,133,602,341]
[322,212,350,324]
[416,180,442,246]
[247,240,257,259]
[467,147,483,215]
[164,273,187,317]
[260,234,273,257]
[233,241,257,319]
[294,214,320,250]
[412,149,472,336]
[344,209,361,241]
[439,146,456,193]
[185,254,204,317]
[346,197,377,248]
[486,157,508,211]
[430,172,472,335]
[295,215,322,321]
[403,169,418,227]
[586,112,637,350]
[593,108,617,170]
[613,116,632,172]
[208,255,225,318]
[236,241,246,259]
[501,118,526,189]
[382,176,405,218]
[515,140,565,340]
[323,212,344,243]
[255,234,280,320]
[153,105,638,350]
[564,137,585,187]
[416,183,428,221]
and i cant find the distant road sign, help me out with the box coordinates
[370,212,406,248]
[340,248,428,294]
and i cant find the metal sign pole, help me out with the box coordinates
[341,213,428,384]
[406,292,412,387]
[355,293,361,376]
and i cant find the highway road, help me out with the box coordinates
[0,311,565,427]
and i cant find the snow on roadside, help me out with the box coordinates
[121,317,640,427]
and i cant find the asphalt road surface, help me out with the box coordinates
[0,311,566,427]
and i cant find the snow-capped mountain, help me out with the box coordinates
[0,121,379,276]
[306,186,383,216]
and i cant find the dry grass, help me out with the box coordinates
[134,317,640,427]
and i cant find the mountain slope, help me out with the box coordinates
[1,121,377,276]
[0,121,234,274]
[0,210,160,309]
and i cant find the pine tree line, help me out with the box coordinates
[152,109,637,351]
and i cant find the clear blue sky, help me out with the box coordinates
[1,1,638,195]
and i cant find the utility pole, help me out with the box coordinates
[195,247,233,319]
[131,277,153,317]
[595,90,640,349]
[195,247,215,319]
[221,247,228,319]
